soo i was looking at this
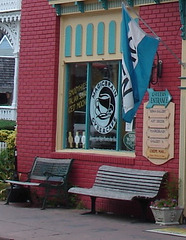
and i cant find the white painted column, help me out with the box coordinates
[179,40,186,216]
[11,16,20,120]
[12,53,19,109]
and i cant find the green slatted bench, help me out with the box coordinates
[5,157,73,209]
[68,165,167,218]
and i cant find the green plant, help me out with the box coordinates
[0,182,9,200]
[0,129,16,149]
[151,176,180,209]
[0,149,15,180]
[151,198,178,208]
[0,120,16,130]
[68,193,85,209]
[0,129,16,201]
[0,129,16,180]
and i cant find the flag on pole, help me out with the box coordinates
[122,4,160,123]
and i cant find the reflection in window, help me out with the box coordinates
[66,63,87,149]
[64,61,135,151]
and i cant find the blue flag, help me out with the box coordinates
[122,4,160,123]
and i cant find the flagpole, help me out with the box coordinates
[123,1,186,69]
[160,39,186,68]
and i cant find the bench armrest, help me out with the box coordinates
[3,170,31,182]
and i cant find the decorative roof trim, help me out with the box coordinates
[127,0,134,7]
[49,0,177,6]
[0,12,21,22]
[50,0,178,15]
[154,0,160,3]
[98,0,108,9]
[75,1,85,12]
[0,0,22,13]
[50,0,83,4]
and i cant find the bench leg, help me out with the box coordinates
[61,185,69,208]
[41,187,49,210]
[82,196,96,215]
[90,196,96,214]
[5,184,14,205]
[136,199,149,220]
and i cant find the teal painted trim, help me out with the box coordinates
[86,24,93,56]
[75,1,84,12]
[85,63,92,149]
[108,21,116,54]
[50,0,174,15]
[116,61,122,151]
[127,0,134,7]
[61,5,78,14]
[98,0,108,10]
[120,21,123,53]
[53,4,61,15]
[75,24,82,57]
[63,64,70,149]
[179,77,186,80]
[154,0,160,3]
[65,26,72,57]
[97,22,105,55]
[179,0,186,40]
[178,87,186,89]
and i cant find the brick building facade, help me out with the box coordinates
[17,0,186,217]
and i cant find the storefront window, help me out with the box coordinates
[64,61,135,151]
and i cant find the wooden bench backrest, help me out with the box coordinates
[94,165,167,198]
[29,157,73,182]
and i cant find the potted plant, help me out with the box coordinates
[150,176,184,225]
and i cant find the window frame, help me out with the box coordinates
[62,60,135,152]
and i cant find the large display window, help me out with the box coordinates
[63,61,135,151]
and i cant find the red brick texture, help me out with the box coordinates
[17,1,181,215]
[17,0,60,172]
[136,2,181,175]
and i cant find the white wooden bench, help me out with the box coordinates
[68,165,167,218]
[4,157,73,209]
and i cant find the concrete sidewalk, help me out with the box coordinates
[0,201,185,240]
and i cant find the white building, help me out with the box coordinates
[0,0,21,121]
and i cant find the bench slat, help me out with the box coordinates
[95,175,163,185]
[98,165,166,177]
[96,171,165,180]
[94,182,160,193]
[95,179,162,190]
[94,185,159,196]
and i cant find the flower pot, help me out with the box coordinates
[150,206,184,225]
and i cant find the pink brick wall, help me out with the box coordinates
[135,2,181,176]
[17,1,181,215]
[17,0,60,172]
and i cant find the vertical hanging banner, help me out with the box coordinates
[143,88,174,165]
[121,4,160,123]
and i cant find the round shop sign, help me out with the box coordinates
[123,132,135,151]
[90,79,117,134]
